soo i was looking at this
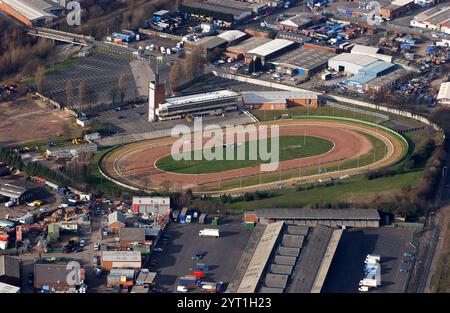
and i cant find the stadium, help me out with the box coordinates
[99,117,408,195]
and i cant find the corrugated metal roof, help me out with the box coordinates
[351,44,379,56]
[217,30,247,43]
[241,91,317,104]
[119,227,145,242]
[391,0,413,6]
[191,36,227,50]
[101,251,141,262]
[227,37,272,53]
[255,208,380,220]
[329,53,378,67]
[2,0,54,21]
[0,282,20,293]
[247,39,295,57]
[359,60,395,75]
[437,82,450,100]
[0,256,20,278]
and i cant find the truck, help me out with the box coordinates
[199,228,220,238]
[365,254,381,263]
[194,263,209,271]
[179,275,198,286]
[179,208,188,223]
[199,213,207,224]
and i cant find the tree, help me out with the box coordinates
[169,62,181,95]
[184,46,205,81]
[65,80,74,109]
[78,80,87,112]
[254,56,263,72]
[35,66,46,94]
[118,73,127,104]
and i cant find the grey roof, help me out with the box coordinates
[217,30,247,43]
[0,256,20,279]
[255,208,380,220]
[101,251,141,262]
[34,263,74,286]
[183,0,252,19]
[260,286,284,293]
[264,273,288,289]
[271,48,335,71]
[269,264,293,275]
[108,211,126,226]
[280,14,312,27]
[0,183,29,198]
[191,36,227,50]
[247,39,295,57]
[119,227,145,242]
[228,37,272,54]
[241,91,318,104]
[0,282,20,293]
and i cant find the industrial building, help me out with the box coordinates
[254,208,381,228]
[0,183,33,204]
[275,31,311,44]
[343,60,397,91]
[437,82,450,106]
[246,39,296,65]
[0,0,60,26]
[241,91,318,110]
[119,228,146,248]
[34,262,85,292]
[132,196,171,215]
[350,44,393,63]
[100,251,142,270]
[180,0,253,23]
[108,211,126,229]
[278,14,312,31]
[379,0,415,19]
[227,223,342,293]
[270,48,336,77]
[225,37,272,60]
[155,90,240,121]
[328,53,380,75]
[0,256,20,287]
[410,4,450,34]
[46,143,98,159]
[0,282,20,293]
[217,30,248,45]
[185,36,228,59]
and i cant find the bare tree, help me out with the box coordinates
[35,66,46,94]
[78,80,86,112]
[184,46,205,81]
[118,73,127,105]
[65,80,73,109]
[169,62,181,95]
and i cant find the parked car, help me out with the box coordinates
[192,250,207,261]
[400,268,409,273]
[79,239,85,247]
[93,243,100,251]
[93,257,99,266]
[154,248,163,252]
[177,285,188,292]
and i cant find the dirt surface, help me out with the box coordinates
[101,119,406,194]
[0,97,73,146]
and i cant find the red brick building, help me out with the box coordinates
[241,91,318,110]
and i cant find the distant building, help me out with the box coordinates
[437,82,450,106]
[410,4,450,34]
[241,91,318,110]
[379,0,415,19]
[278,14,312,32]
[0,0,60,26]
[0,183,33,204]
[350,44,393,63]
[217,30,248,45]
[180,0,253,23]
[245,39,296,65]
[185,36,228,59]
[119,227,146,248]
[132,196,171,215]
[34,262,85,292]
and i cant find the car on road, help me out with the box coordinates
[358,286,369,292]
[192,250,207,261]
[400,268,409,273]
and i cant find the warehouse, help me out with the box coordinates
[241,91,318,110]
[132,196,170,215]
[254,208,380,228]
[101,251,142,271]
[155,89,240,121]
[0,183,33,204]
[0,255,20,287]
[437,82,450,106]
[185,36,228,59]
[108,211,126,230]
[364,68,411,93]
[350,44,393,63]
[343,60,397,91]
[410,5,450,34]
[34,262,85,292]
[379,0,415,19]
[270,48,336,77]
[246,39,296,65]
[0,0,57,26]
[180,0,253,23]
[328,53,379,75]
[217,30,247,45]
[278,14,312,32]
[119,228,146,248]
[225,37,272,60]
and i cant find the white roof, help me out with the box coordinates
[391,0,413,6]
[247,39,295,57]
[1,0,54,21]
[241,91,318,104]
[132,196,170,206]
[351,44,380,55]
[0,282,20,293]
[437,82,450,100]
[329,53,378,67]
[162,90,239,107]
[217,30,246,43]
[101,251,141,262]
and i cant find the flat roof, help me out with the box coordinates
[437,82,450,100]
[1,0,54,21]
[351,44,379,56]
[247,39,295,57]
[217,30,247,43]
[271,48,335,70]
[227,37,272,53]
[346,74,376,85]
[329,53,378,67]
[101,251,141,262]
[241,91,318,104]
[255,208,381,220]
[162,89,239,107]
[237,221,284,293]
[391,0,413,6]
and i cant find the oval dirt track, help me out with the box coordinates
[100,119,406,194]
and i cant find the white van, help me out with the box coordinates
[177,286,188,292]
[5,201,14,207]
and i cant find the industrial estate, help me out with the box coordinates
[0,0,450,299]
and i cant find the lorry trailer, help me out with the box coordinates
[199,228,220,238]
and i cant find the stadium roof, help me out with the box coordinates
[217,30,247,43]
[241,91,318,104]
[247,39,295,57]
[329,53,378,67]
[437,82,450,100]
[163,90,239,107]
[255,208,381,220]
[1,0,55,21]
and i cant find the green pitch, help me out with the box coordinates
[155,135,334,174]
